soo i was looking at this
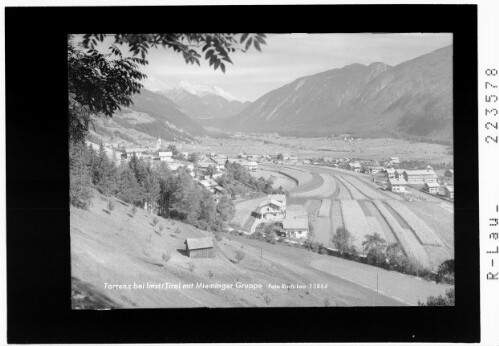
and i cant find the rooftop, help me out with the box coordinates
[388,178,407,185]
[404,169,436,176]
[185,237,214,250]
[283,217,309,230]
[425,181,440,188]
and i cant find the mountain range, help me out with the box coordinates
[91,89,206,144]
[209,45,453,143]
[158,81,250,120]
[96,45,453,144]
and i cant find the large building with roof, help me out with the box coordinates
[403,169,437,184]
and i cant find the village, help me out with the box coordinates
[85,136,454,257]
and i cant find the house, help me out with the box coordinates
[210,158,226,171]
[282,216,309,239]
[184,237,215,258]
[349,162,362,173]
[394,169,406,180]
[444,169,454,178]
[198,177,219,193]
[242,161,258,172]
[444,185,454,199]
[424,181,440,194]
[253,201,285,221]
[389,157,400,165]
[268,194,287,210]
[124,148,147,158]
[403,169,437,184]
[252,194,287,221]
[384,168,396,179]
[163,161,195,176]
[158,151,173,162]
[387,178,406,193]
[369,166,384,174]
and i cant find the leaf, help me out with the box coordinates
[240,33,249,43]
[245,37,253,51]
[255,35,266,44]
[220,63,225,73]
[254,40,261,52]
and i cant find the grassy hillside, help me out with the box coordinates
[71,191,450,308]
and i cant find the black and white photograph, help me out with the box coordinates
[69,33,456,309]
[6,3,487,343]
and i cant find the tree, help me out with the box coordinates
[418,288,455,306]
[216,195,235,223]
[69,141,93,208]
[385,242,404,269]
[332,226,355,254]
[167,144,179,157]
[362,233,386,253]
[117,165,144,206]
[277,153,284,161]
[69,33,267,143]
[436,259,455,284]
[205,164,218,178]
[188,152,199,163]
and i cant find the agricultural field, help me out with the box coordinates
[249,168,297,191]
[181,135,452,165]
[278,167,314,187]
[291,174,337,199]
[372,200,431,269]
[330,201,344,232]
[228,158,453,273]
[340,200,372,252]
[385,200,444,247]
[406,202,454,251]
[363,201,397,244]
[304,199,322,216]
[341,175,385,200]
[334,176,353,200]
[336,175,367,200]
[318,199,332,218]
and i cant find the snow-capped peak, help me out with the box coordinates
[175,80,240,102]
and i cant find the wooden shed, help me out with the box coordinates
[184,237,215,258]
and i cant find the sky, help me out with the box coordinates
[141,33,453,102]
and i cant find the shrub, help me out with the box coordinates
[235,250,245,263]
[208,270,214,278]
[418,288,455,306]
[162,251,171,263]
[174,227,181,234]
[188,263,195,272]
[214,233,223,242]
[323,297,330,307]
[152,217,159,226]
[107,199,115,212]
